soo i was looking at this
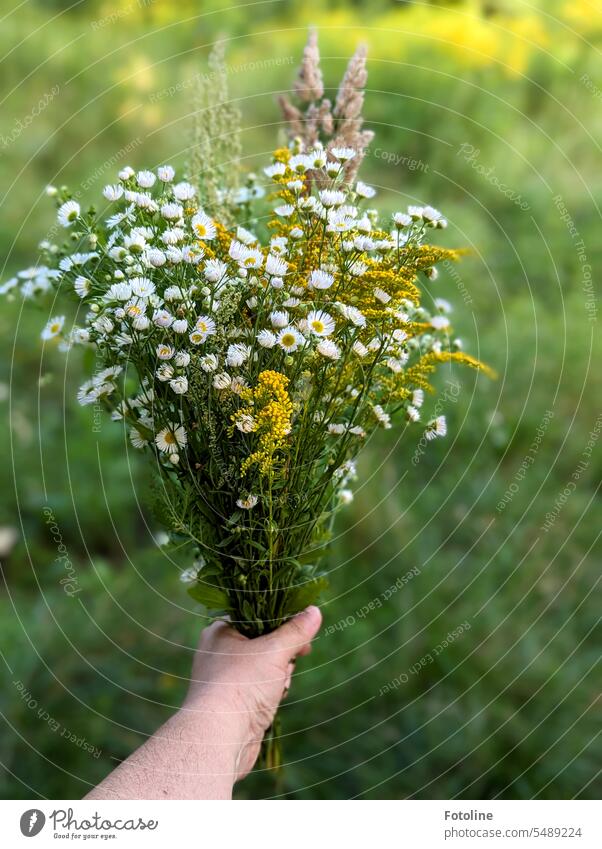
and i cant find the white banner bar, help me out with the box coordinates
[1,800,599,848]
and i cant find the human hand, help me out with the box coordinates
[181,606,322,780]
[86,607,322,800]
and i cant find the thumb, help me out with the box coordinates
[268,606,322,658]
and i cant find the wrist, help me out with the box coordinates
[178,691,263,783]
[181,687,254,747]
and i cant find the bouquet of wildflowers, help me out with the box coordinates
[2,34,490,765]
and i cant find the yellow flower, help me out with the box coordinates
[236,371,293,475]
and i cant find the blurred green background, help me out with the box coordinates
[0,0,600,800]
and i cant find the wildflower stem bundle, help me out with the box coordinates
[2,33,491,765]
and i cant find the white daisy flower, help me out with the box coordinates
[235,414,255,433]
[77,381,102,406]
[236,226,257,245]
[146,248,166,267]
[174,351,190,367]
[228,240,248,263]
[179,565,201,583]
[277,327,304,353]
[307,310,335,337]
[270,236,288,254]
[236,494,258,510]
[288,154,311,172]
[169,375,188,395]
[308,149,327,168]
[274,204,294,217]
[330,146,356,161]
[118,166,135,180]
[105,282,132,301]
[161,228,184,245]
[434,298,452,313]
[265,254,288,277]
[407,405,420,422]
[241,247,264,269]
[412,389,424,408]
[230,376,248,395]
[0,277,18,295]
[326,211,356,233]
[163,285,184,301]
[263,162,286,178]
[339,489,354,504]
[349,426,366,437]
[352,340,369,357]
[103,184,124,201]
[393,212,412,227]
[213,371,232,390]
[374,287,391,304]
[308,269,334,290]
[226,343,251,367]
[425,416,447,440]
[133,315,150,331]
[328,423,346,435]
[341,304,366,327]
[257,329,277,348]
[373,404,392,429]
[71,327,90,345]
[430,315,450,330]
[156,343,175,360]
[73,276,90,298]
[161,202,183,220]
[203,258,228,282]
[316,339,341,360]
[157,165,175,182]
[422,205,446,226]
[41,316,65,340]
[355,181,376,199]
[130,427,149,449]
[270,310,289,328]
[153,309,173,328]
[134,192,158,213]
[124,298,146,318]
[173,181,196,201]
[94,371,117,389]
[137,170,156,188]
[156,363,174,382]
[191,212,216,240]
[165,247,183,264]
[155,425,187,453]
[124,232,146,254]
[130,277,155,298]
[172,319,188,334]
[319,189,345,208]
[200,354,219,372]
[195,315,216,338]
[57,201,80,228]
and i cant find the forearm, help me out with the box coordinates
[86,708,241,800]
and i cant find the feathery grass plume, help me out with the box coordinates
[330,43,374,180]
[294,28,324,102]
[190,39,242,225]
[279,31,373,181]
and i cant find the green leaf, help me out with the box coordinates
[187,581,231,611]
[282,575,329,617]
